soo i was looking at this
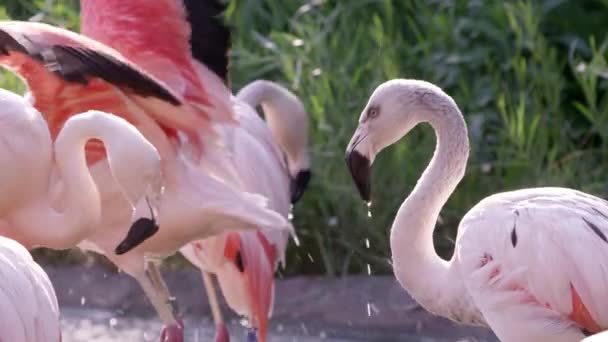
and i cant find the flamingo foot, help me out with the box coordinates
[159,317,184,342]
[246,328,257,342]
[213,322,230,342]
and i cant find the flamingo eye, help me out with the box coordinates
[362,105,380,123]
[234,251,245,272]
[367,105,380,119]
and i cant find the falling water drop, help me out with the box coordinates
[288,204,295,221]
[366,264,372,275]
[80,296,86,306]
[364,238,370,249]
[109,317,117,328]
[307,253,315,262]
[366,201,373,218]
[366,302,372,317]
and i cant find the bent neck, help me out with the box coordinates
[236,80,309,174]
[390,102,469,316]
[17,115,125,249]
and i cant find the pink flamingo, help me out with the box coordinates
[345,79,608,341]
[0,88,162,250]
[0,235,60,342]
[180,80,311,342]
[0,17,289,342]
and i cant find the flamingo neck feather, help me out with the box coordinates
[390,100,469,318]
[236,80,310,175]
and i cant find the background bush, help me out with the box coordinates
[2,0,608,276]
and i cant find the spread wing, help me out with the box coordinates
[0,21,221,163]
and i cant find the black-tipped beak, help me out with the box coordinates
[345,149,371,202]
[290,169,312,204]
[114,218,159,255]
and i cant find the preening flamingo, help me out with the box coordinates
[0,88,161,250]
[0,236,60,342]
[345,79,608,341]
[0,16,289,341]
[180,80,311,342]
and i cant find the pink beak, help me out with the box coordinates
[224,232,276,342]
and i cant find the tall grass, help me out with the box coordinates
[2,0,608,275]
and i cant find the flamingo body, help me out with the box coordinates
[0,236,60,342]
[180,80,311,342]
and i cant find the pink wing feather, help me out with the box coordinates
[0,21,222,163]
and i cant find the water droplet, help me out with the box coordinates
[366,201,373,218]
[366,302,372,316]
[288,204,294,221]
[291,232,301,247]
[109,317,117,327]
[327,216,338,227]
[364,238,370,249]
[80,296,86,306]
[366,264,372,275]
[307,253,315,262]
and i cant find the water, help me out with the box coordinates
[59,307,496,342]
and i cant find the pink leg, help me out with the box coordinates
[135,261,184,342]
[160,317,184,342]
[202,271,230,342]
[213,322,230,342]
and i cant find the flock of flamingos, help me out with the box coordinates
[0,1,607,342]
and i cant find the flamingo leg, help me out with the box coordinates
[202,271,230,342]
[135,261,183,342]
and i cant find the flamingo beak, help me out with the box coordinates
[225,232,275,342]
[114,196,159,255]
[290,169,312,204]
[345,129,371,202]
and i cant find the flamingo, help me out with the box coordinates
[180,80,311,342]
[0,88,161,250]
[0,235,60,342]
[345,79,608,341]
[0,17,290,342]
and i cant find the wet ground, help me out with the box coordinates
[47,265,498,342]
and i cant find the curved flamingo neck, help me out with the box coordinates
[236,80,310,174]
[14,114,132,249]
[390,98,470,318]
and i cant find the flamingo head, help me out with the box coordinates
[217,231,276,342]
[346,80,443,202]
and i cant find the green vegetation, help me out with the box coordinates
[2,0,608,275]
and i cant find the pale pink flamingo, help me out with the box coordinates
[0,18,289,341]
[345,79,608,341]
[0,88,161,250]
[0,235,60,342]
[180,80,311,342]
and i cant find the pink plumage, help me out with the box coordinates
[0,236,60,342]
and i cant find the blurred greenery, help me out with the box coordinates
[2,0,608,276]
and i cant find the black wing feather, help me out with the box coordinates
[182,0,231,83]
[0,28,181,105]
